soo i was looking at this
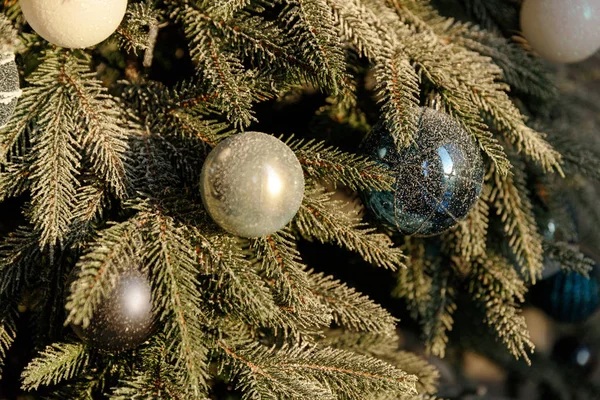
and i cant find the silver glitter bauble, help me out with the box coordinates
[200,132,305,238]
[521,0,600,63]
[363,108,484,236]
[0,53,20,129]
[70,269,154,352]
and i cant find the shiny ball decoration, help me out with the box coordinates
[200,132,305,238]
[520,0,600,63]
[532,262,600,323]
[362,108,484,236]
[0,53,20,129]
[552,336,597,376]
[70,269,154,352]
[19,0,127,49]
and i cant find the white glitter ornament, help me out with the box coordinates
[521,0,600,63]
[19,0,127,49]
[0,53,21,129]
[200,132,305,238]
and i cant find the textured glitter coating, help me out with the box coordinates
[521,0,600,63]
[71,269,154,352]
[20,0,127,49]
[200,132,305,238]
[363,108,484,236]
[0,55,19,129]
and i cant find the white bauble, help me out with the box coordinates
[521,0,600,63]
[200,132,305,238]
[19,0,127,49]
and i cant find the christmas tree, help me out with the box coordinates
[0,0,599,399]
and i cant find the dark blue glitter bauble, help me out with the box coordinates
[534,267,600,323]
[363,108,484,236]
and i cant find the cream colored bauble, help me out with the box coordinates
[521,0,600,63]
[19,0,127,49]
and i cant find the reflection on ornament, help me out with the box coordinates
[200,132,305,238]
[362,108,484,236]
[70,269,154,352]
[521,0,600,63]
[19,0,127,49]
[0,53,21,129]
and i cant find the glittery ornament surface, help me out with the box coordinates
[363,108,484,236]
[19,0,127,49]
[534,265,600,323]
[0,53,20,129]
[521,0,600,63]
[70,269,154,352]
[200,132,305,238]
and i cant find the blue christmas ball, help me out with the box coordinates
[362,108,484,236]
[535,267,600,323]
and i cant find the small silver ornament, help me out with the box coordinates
[363,108,484,236]
[0,53,21,129]
[70,269,154,352]
[200,132,305,238]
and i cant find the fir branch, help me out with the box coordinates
[192,229,287,330]
[144,212,209,397]
[295,187,406,270]
[0,160,30,202]
[0,227,42,295]
[281,0,348,94]
[324,0,384,60]
[321,330,439,396]
[117,3,161,56]
[373,48,421,148]
[250,230,316,310]
[469,254,534,364]
[61,56,131,199]
[111,339,191,400]
[28,82,80,248]
[177,4,256,128]
[218,341,418,399]
[394,0,555,100]
[0,304,16,379]
[21,343,89,391]
[445,186,490,264]
[476,90,563,175]
[289,137,395,191]
[68,178,110,244]
[393,240,432,319]
[207,0,256,20]
[122,80,233,147]
[421,267,455,358]
[543,242,595,277]
[489,165,544,283]
[65,219,145,328]
[308,271,398,336]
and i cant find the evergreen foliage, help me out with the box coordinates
[0,0,597,398]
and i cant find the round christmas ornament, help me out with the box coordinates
[362,108,484,236]
[552,336,597,376]
[532,262,600,323]
[19,0,128,49]
[520,0,600,63]
[70,269,154,352]
[200,132,305,238]
[0,53,20,129]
